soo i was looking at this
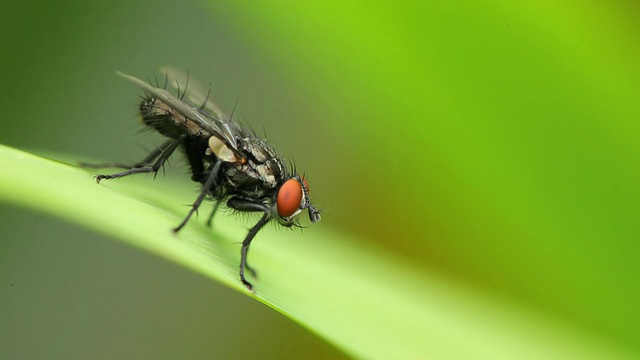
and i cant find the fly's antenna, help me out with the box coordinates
[163,71,168,89]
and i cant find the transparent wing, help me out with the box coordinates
[159,66,229,121]
[116,70,238,152]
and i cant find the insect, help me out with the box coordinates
[86,70,321,290]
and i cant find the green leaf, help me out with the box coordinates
[0,143,634,359]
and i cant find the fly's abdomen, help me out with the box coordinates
[140,99,212,140]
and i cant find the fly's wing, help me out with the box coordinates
[116,71,239,154]
[159,66,228,123]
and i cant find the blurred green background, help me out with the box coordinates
[1,0,639,359]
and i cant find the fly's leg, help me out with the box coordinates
[83,139,182,183]
[80,161,145,170]
[95,139,180,183]
[173,158,222,233]
[239,212,270,291]
[206,201,221,227]
[79,140,170,170]
[227,198,271,291]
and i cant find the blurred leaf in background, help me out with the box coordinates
[1,0,639,359]
[219,0,640,352]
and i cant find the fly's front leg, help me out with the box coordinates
[227,197,271,291]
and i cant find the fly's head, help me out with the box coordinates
[273,174,321,227]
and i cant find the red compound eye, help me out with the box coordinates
[277,178,303,217]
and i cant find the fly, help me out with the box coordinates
[85,70,321,291]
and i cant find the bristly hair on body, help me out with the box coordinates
[83,69,320,291]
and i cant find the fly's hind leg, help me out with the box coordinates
[79,141,169,170]
[83,138,182,183]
